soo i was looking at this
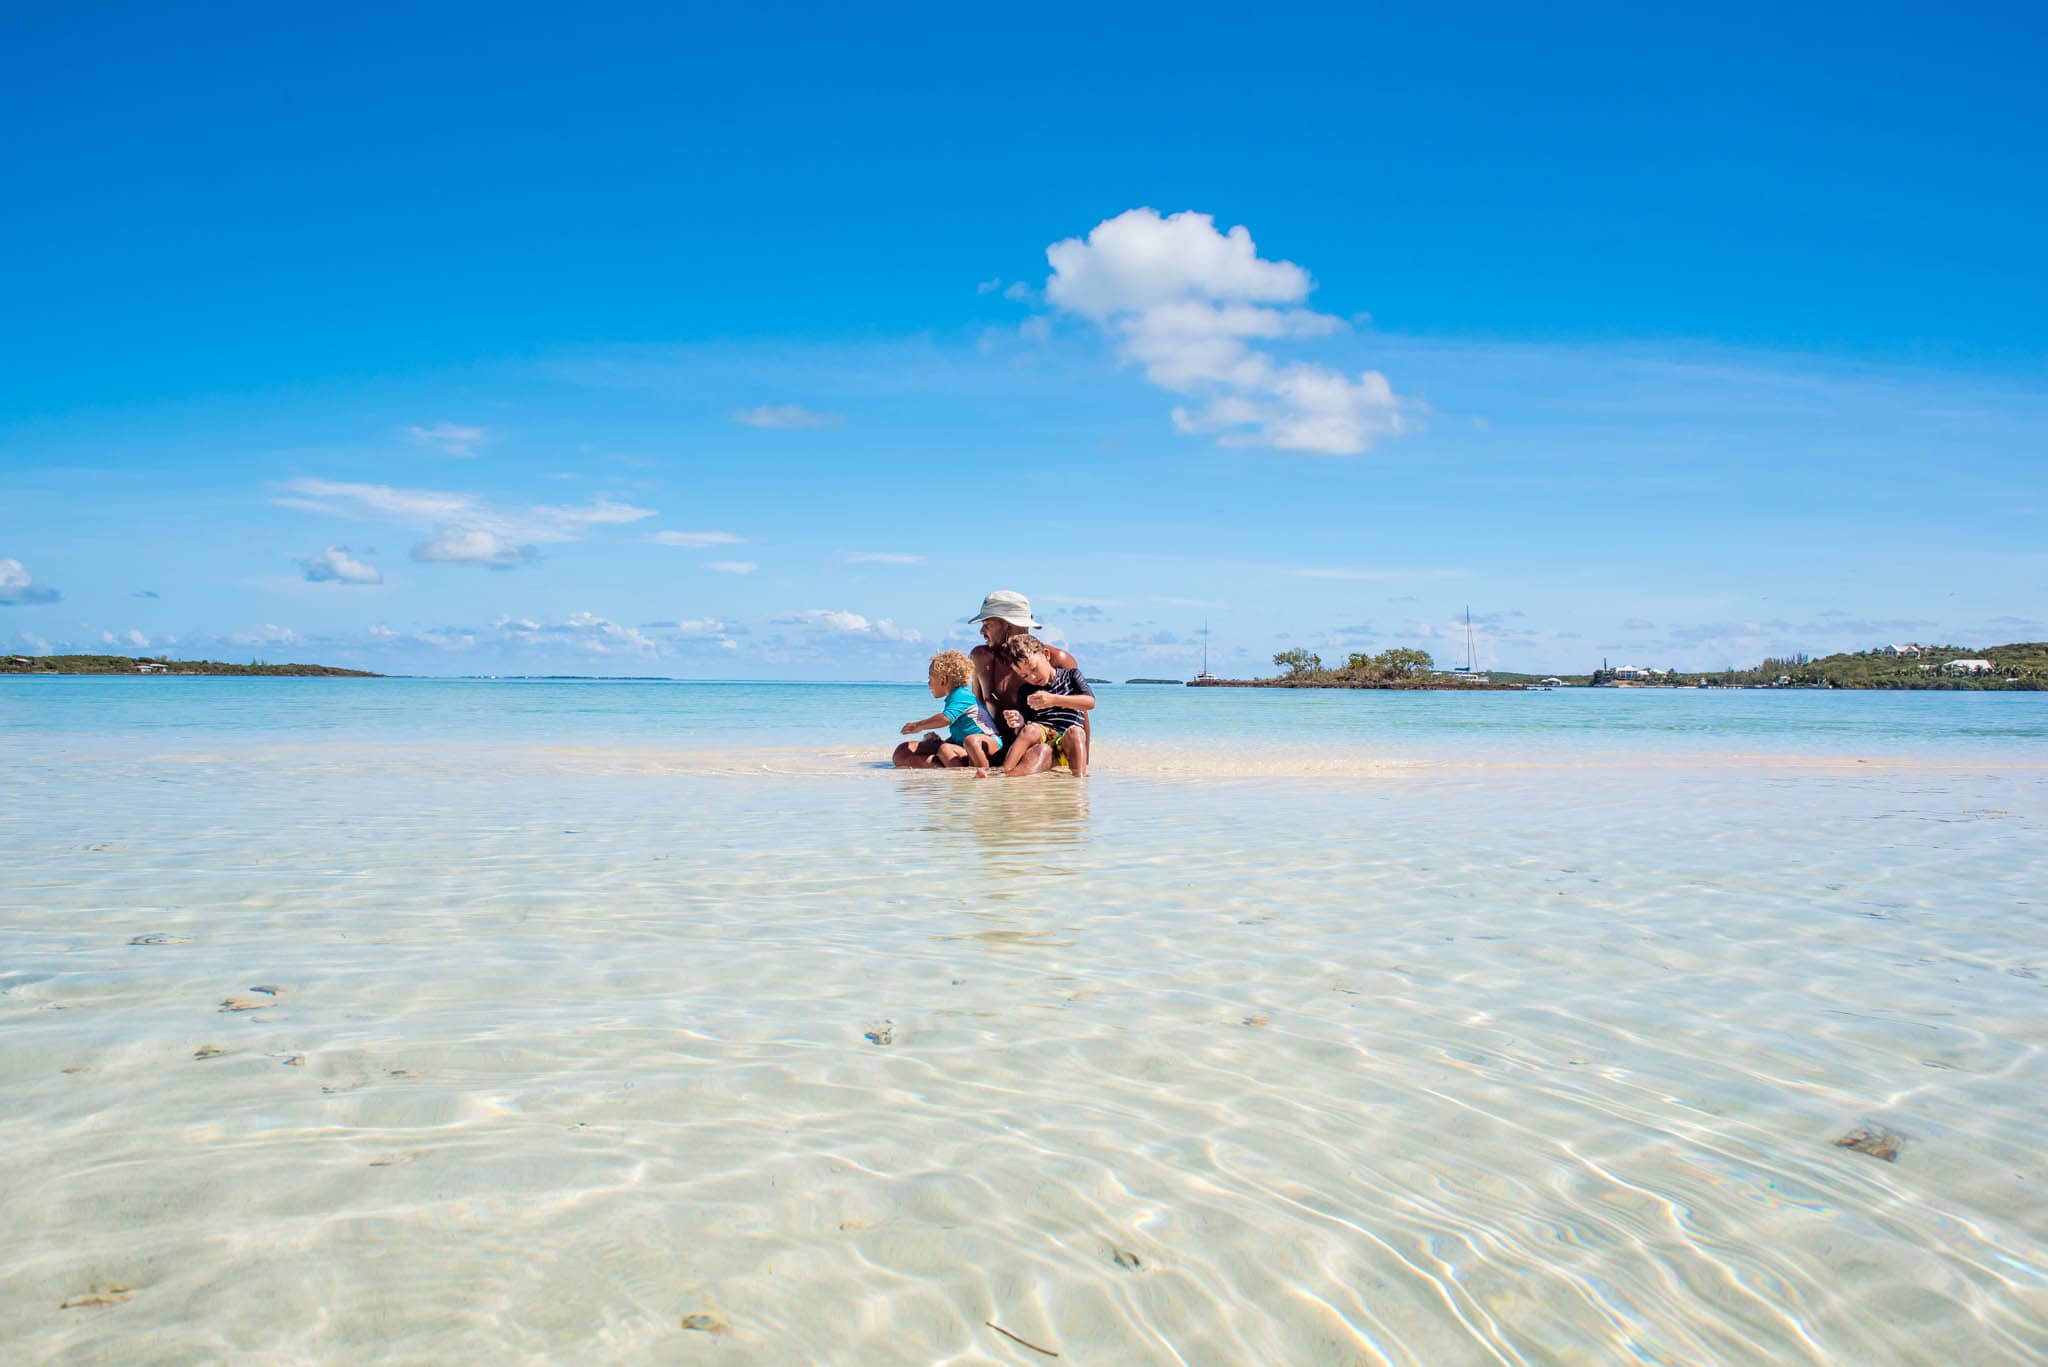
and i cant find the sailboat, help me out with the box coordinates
[1452,606,1489,683]
[1192,621,1218,684]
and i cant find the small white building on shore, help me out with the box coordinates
[1943,658,1994,674]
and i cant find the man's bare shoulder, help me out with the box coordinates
[969,643,995,661]
[1049,647,1078,669]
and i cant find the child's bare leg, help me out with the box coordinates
[1058,726,1088,776]
[933,741,968,768]
[963,733,998,772]
[1001,723,1047,775]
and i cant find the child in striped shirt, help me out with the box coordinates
[996,634,1094,776]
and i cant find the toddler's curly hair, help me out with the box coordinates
[928,650,975,691]
[996,634,1048,665]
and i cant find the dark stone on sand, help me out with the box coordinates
[1834,1126,1906,1162]
[864,1020,895,1046]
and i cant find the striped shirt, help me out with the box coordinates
[1022,667,1092,735]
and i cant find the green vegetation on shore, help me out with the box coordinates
[1609,643,2045,690]
[1234,642,2046,690]
[1,654,380,678]
[1195,647,1518,690]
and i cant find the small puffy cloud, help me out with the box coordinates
[369,623,477,651]
[1002,281,1033,303]
[407,422,489,457]
[639,617,740,649]
[16,630,52,654]
[843,552,925,565]
[783,609,920,643]
[0,557,61,605]
[231,623,299,646]
[1043,208,1414,455]
[1622,617,1656,630]
[498,610,657,656]
[1290,566,1455,581]
[647,530,744,548]
[707,561,757,575]
[301,545,384,584]
[412,529,536,570]
[732,404,845,430]
[666,618,731,638]
[277,477,652,572]
[977,278,1003,295]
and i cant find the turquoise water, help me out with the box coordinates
[4,680,2046,1362]
[5,676,2045,755]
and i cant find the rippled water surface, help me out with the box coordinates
[3,681,2046,1363]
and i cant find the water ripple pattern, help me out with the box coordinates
[2,680,2045,1363]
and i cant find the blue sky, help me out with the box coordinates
[4,2,2043,677]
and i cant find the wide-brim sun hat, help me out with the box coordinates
[969,589,1042,629]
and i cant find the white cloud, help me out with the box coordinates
[16,631,51,654]
[498,610,657,656]
[639,617,740,650]
[977,278,1003,295]
[369,623,477,650]
[407,422,489,457]
[667,618,729,638]
[843,552,925,565]
[787,608,920,643]
[732,403,845,430]
[0,557,61,605]
[413,529,536,569]
[647,530,744,548]
[1043,208,1415,455]
[707,561,757,575]
[1288,566,1459,581]
[276,477,654,571]
[301,545,384,584]
[230,623,300,647]
[1002,281,1033,303]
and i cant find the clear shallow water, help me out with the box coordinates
[3,682,2046,1363]
[6,675,2047,756]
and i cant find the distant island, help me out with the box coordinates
[1123,677,1183,685]
[1206,642,2046,691]
[1196,647,1520,690]
[1580,641,2045,690]
[2,653,380,677]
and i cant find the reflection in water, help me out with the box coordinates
[890,770,1092,870]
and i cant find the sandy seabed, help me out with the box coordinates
[4,740,2046,1363]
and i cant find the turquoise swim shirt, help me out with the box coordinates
[943,686,1001,747]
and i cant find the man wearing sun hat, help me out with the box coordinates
[891,590,1090,772]
[971,590,1088,774]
